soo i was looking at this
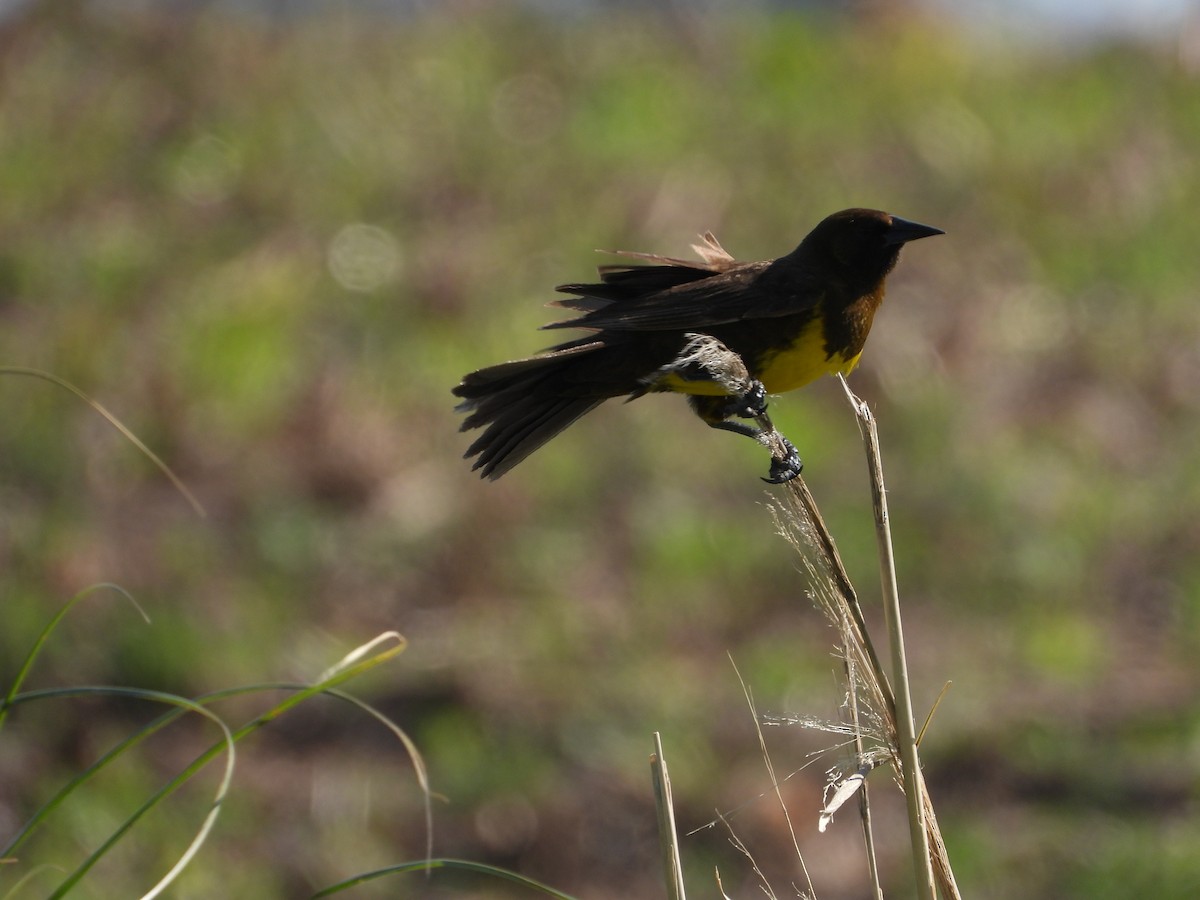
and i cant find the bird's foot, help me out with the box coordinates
[762,436,803,484]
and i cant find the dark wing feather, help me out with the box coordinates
[552,263,715,310]
[548,233,740,315]
[545,259,820,332]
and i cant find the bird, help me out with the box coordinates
[453,207,943,482]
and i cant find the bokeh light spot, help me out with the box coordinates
[327,222,403,293]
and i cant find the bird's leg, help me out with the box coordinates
[652,333,802,483]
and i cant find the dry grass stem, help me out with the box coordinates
[758,382,961,899]
[731,656,816,899]
[647,337,958,897]
[834,375,936,899]
[651,732,687,900]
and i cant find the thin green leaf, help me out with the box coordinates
[5,687,235,899]
[0,583,146,734]
[0,366,205,518]
[312,858,579,899]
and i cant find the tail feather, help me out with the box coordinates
[453,343,610,479]
[465,395,604,479]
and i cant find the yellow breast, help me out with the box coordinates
[755,318,862,394]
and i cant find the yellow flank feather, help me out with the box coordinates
[755,317,852,393]
[653,371,730,395]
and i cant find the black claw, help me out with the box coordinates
[723,379,768,419]
[761,438,803,484]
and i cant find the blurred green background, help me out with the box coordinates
[1,1,1199,897]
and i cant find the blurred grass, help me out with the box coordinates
[1,2,1199,898]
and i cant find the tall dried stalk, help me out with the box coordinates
[760,379,961,900]
[648,336,959,898]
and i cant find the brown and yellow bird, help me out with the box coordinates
[453,208,942,481]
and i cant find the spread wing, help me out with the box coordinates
[548,232,736,315]
[546,248,819,333]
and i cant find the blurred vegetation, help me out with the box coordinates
[1,2,1199,897]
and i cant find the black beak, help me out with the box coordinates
[886,216,945,245]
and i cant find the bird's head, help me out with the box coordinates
[798,208,944,286]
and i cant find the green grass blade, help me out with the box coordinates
[0,583,146,734]
[312,858,579,898]
[3,633,412,895]
[4,687,236,899]
[0,366,206,518]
